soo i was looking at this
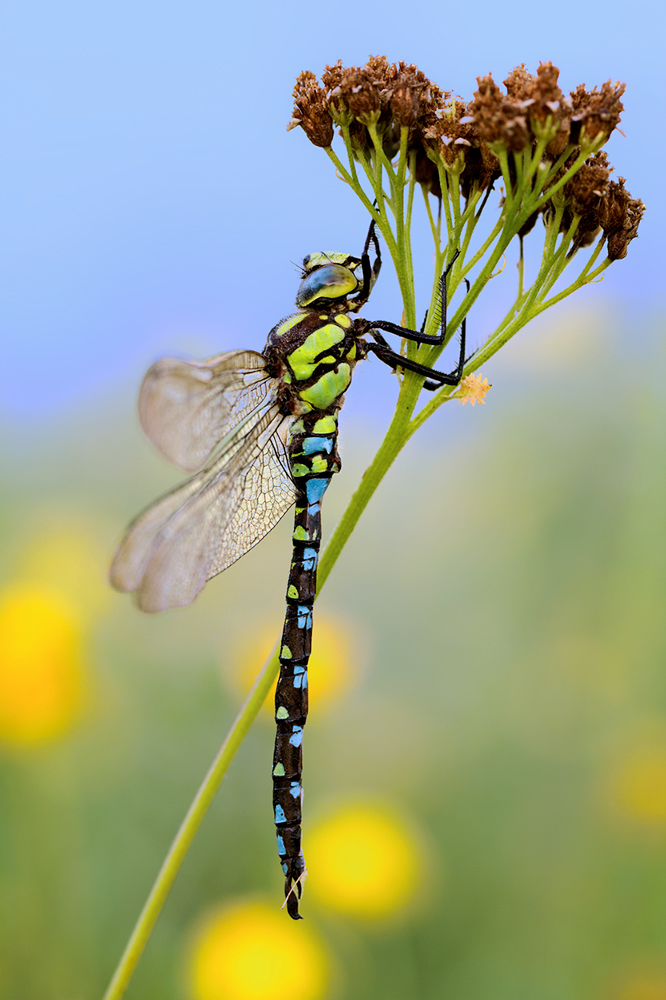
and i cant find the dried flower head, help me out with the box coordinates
[469,73,531,152]
[503,64,534,102]
[425,97,475,168]
[389,62,446,133]
[570,80,625,145]
[566,150,611,216]
[288,57,642,280]
[288,70,334,148]
[599,178,645,260]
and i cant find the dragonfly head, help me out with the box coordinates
[295,252,363,309]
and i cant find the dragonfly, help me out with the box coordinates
[110,221,468,918]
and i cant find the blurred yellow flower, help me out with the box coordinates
[307,803,423,919]
[0,584,86,745]
[454,373,491,406]
[614,972,666,1000]
[17,516,111,621]
[228,614,358,714]
[607,742,666,827]
[189,898,330,1000]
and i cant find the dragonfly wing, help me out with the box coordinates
[138,350,272,472]
[110,405,298,612]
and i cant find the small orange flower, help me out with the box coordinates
[454,372,491,406]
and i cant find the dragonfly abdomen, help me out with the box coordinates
[273,412,340,919]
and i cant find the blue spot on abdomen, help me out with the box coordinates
[289,726,303,748]
[302,436,333,455]
[306,478,330,504]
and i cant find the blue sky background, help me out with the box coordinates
[2,0,662,421]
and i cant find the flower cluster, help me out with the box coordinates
[288,57,643,262]
[553,151,644,259]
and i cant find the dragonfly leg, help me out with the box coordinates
[366,318,469,390]
[350,218,381,311]
[367,266,469,348]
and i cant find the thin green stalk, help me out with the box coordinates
[389,127,416,329]
[102,363,426,1000]
[324,147,379,223]
[439,168,455,242]
[476,208,566,360]
[340,123,362,191]
[532,142,600,210]
[496,147,516,213]
[462,214,504,276]
[535,250,610,315]
[318,375,422,588]
[523,132,549,186]
[403,154,417,320]
[517,238,525,303]
[101,645,280,1000]
[422,186,440,252]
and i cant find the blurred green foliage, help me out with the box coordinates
[0,308,664,1000]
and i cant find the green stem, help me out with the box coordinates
[532,142,601,211]
[101,369,425,1000]
[392,127,416,329]
[103,121,620,998]
[318,376,421,588]
[403,154,417,324]
[439,169,455,242]
[340,123,362,190]
[101,645,280,1000]
[324,147,379,224]
[535,251,610,315]
[462,213,504,277]
[422,186,440,252]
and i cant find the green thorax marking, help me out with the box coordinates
[288,324,345,381]
[273,312,308,338]
[299,364,351,410]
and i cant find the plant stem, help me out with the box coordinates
[101,644,280,1000]
[101,372,423,1000]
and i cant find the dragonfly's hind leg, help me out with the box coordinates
[366,320,469,391]
[363,265,473,390]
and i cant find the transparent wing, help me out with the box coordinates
[110,401,298,612]
[138,350,272,472]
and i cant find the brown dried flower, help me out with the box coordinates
[599,177,645,260]
[287,58,642,262]
[424,96,499,196]
[501,62,571,154]
[570,80,625,145]
[288,70,334,148]
[469,74,530,152]
[389,62,443,130]
[340,68,382,124]
[425,97,475,168]
[566,150,611,216]
[503,64,534,102]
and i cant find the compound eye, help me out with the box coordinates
[296,264,358,308]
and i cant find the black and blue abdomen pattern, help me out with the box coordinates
[272,412,340,919]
